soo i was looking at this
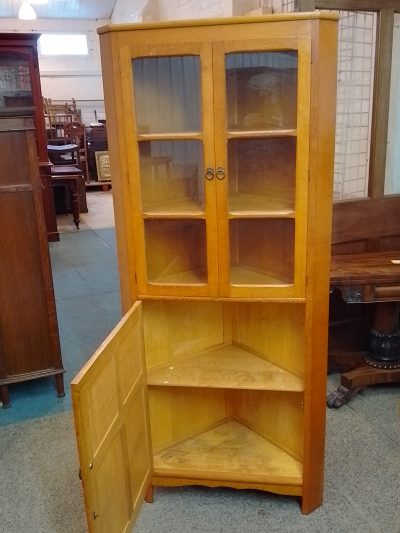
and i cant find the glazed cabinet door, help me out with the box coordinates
[120,43,219,298]
[213,36,311,298]
[71,302,152,533]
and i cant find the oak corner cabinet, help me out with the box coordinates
[71,12,338,532]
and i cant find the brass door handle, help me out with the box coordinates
[205,167,215,180]
[216,167,225,180]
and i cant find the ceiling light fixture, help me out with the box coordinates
[19,1,37,20]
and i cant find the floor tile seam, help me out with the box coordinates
[54,289,120,303]
[345,403,400,448]
[91,228,114,249]
[339,490,390,533]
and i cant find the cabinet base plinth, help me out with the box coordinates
[152,475,302,497]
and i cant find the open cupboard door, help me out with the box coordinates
[71,301,153,533]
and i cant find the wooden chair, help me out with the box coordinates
[48,142,83,229]
[63,121,90,183]
[327,196,400,407]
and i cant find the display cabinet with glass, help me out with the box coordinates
[71,13,338,532]
[0,33,58,241]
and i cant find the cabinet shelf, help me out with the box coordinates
[153,419,303,485]
[227,129,296,139]
[147,343,303,391]
[230,265,292,286]
[149,267,208,285]
[143,198,205,218]
[228,192,294,217]
[137,132,203,141]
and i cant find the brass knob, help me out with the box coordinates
[216,167,225,180]
[205,167,215,180]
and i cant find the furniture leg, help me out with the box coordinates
[70,181,80,229]
[328,301,400,408]
[0,384,11,408]
[144,484,154,503]
[55,373,65,397]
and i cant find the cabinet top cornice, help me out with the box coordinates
[98,11,339,35]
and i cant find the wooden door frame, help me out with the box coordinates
[297,0,400,199]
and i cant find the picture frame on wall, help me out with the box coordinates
[95,150,111,181]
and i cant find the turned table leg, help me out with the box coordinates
[366,301,400,367]
[328,301,400,408]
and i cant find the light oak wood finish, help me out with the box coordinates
[152,475,302,495]
[142,300,305,379]
[300,18,337,514]
[71,303,153,533]
[71,14,338,531]
[153,419,303,485]
[147,344,304,391]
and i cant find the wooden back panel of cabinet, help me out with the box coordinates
[0,128,62,382]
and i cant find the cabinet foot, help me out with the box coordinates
[0,385,11,408]
[55,374,65,397]
[144,484,154,503]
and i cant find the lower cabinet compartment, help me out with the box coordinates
[143,299,306,389]
[142,299,305,490]
[148,386,304,487]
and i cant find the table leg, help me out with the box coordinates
[366,301,400,367]
[70,180,80,229]
[328,301,400,408]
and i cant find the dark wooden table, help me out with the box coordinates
[328,251,400,407]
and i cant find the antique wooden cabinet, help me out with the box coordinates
[0,33,59,241]
[0,124,64,407]
[72,12,338,531]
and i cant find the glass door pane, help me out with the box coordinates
[130,49,215,295]
[221,50,300,292]
[139,140,204,214]
[133,56,201,134]
[144,220,207,284]
[226,51,297,131]
[0,52,33,116]
[230,219,294,286]
[228,137,296,215]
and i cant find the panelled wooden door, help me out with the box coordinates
[213,36,311,298]
[71,302,152,533]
